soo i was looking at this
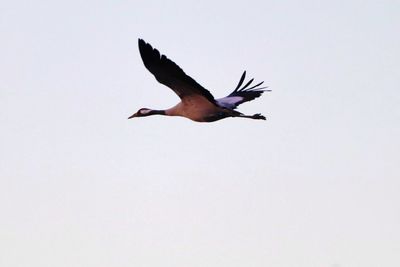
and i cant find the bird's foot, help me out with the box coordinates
[252,113,266,120]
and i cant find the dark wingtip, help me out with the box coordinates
[138,39,163,71]
[138,38,145,47]
[234,71,247,91]
[138,39,154,54]
[138,38,146,55]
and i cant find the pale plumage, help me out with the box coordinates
[129,39,270,122]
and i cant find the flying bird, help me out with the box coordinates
[129,39,270,122]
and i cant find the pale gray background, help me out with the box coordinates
[1,0,399,266]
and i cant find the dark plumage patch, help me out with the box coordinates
[203,111,231,122]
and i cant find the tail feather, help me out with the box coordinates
[240,78,254,91]
[234,71,247,91]
[217,71,270,109]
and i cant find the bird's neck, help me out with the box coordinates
[148,109,166,116]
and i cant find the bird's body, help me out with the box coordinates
[165,95,236,122]
[129,39,270,122]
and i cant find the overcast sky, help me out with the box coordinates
[1,1,399,267]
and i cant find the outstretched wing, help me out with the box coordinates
[216,71,270,109]
[138,39,216,104]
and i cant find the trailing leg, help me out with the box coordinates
[232,111,266,120]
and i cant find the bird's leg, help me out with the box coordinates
[235,113,266,120]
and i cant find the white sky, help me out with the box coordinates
[1,0,399,266]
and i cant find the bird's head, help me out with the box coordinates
[128,108,152,119]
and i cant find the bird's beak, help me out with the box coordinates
[128,112,137,119]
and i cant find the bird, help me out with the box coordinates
[128,39,271,122]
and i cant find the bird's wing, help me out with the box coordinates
[216,71,270,109]
[138,39,216,104]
